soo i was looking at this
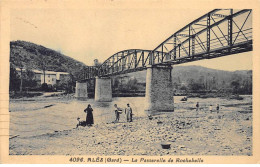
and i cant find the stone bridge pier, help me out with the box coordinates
[144,65,174,115]
[95,77,112,102]
[75,81,88,98]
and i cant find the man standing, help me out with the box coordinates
[125,103,133,122]
[196,102,199,111]
[114,104,120,122]
[216,104,220,114]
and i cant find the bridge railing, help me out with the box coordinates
[81,9,252,80]
[97,50,154,77]
[152,9,252,64]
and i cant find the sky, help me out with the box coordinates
[10,7,252,71]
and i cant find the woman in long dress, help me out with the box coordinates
[84,104,94,126]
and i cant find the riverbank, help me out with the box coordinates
[9,91,43,99]
[9,96,252,155]
[10,90,251,100]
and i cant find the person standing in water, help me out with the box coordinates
[216,104,220,114]
[196,102,199,111]
[84,104,94,126]
[125,103,133,122]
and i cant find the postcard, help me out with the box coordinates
[0,0,259,164]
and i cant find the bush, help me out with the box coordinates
[41,83,48,91]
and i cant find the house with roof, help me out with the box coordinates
[16,68,70,87]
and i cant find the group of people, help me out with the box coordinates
[114,103,133,123]
[83,103,133,126]
[196,102,220,113]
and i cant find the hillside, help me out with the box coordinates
[10,40,88,79]
[121,65,251,83]
[9,40,252,94]
[115,65,252,94]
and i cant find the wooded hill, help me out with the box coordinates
[115,65,252,94]
[10,40,88,79]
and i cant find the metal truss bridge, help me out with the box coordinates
[80,9,252,80]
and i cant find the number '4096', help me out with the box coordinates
[69,157,84,162]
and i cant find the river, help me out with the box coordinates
[9,95,252,138]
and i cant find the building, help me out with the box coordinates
[56,72,71,85]
[40,71,57,85]
[38,70,70,86]
[93,59,101,67]
[15,68,70,86]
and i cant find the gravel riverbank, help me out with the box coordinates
[10,103,252,155]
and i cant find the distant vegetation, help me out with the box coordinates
[113,65,252,96]
[10,40,89,93]
[10,40,88,76]
[171,65,252,95]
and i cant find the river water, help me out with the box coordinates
[9,95,252,138]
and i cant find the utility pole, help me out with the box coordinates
[15,51,24,93]
[43,66,46,84]
[36,50,46,84]
[19,66,23,92]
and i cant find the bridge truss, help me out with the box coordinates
[81,9,252,80]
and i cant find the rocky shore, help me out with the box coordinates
[10,105,252,155]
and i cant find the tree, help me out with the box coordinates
[24,69,35,80]
[9,63,20,92]
[173,82,180,90]
[113,77,120,90]
[205,73,210,90]
[57,74,75,93]
[23,69,37,89]
[198,75,205,90]
[41,83,48,91]
[127,78,138,92]
[179,85,188,93]
[36,50,47,84]
[240,77,252,94]
[212,76,217,90]
[187,78,204,92]
[231,80,240,94]
[12,51,26,92]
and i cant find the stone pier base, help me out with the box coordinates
[144,65,174,115]
[75,81,88,98]
[95,77,112,102]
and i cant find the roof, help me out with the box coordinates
[15,68,69,75]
